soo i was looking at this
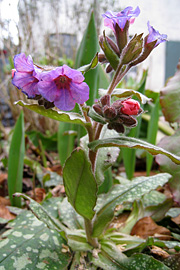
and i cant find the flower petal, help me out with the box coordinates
[38,81,58,102]
[14,53,34,72]
[62,65,85,83]
[70,82,89,104]
[40,67,63,81]
[54,89,76,111]
[147,21,167,46]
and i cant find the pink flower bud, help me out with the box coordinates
[121,99,140,115]
[12,69,16,78]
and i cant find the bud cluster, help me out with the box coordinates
[93,95,143,133]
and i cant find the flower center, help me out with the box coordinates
[54,75,71,90]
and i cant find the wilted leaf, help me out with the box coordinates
[131,216,171,240]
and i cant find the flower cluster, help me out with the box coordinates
[12,53,89,111]
[99,6,167,72]
[93,95,143,133]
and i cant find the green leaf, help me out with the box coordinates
[92,250,170,270]
[88,107,107,124]
[0,211,71,269]
[58,122,75,166]
[66,230,93,252]
[63,148,97,220]
[92,173,171,237]
[88,136,180,165]
[104,231,145,251]
[80,127,120,186]
[99,88,151,104]
[163,254,180,270]
[146,97,160,175]
[14,193,65,233]
[8,111,25,207]
[99,31,120,71]
[58,197,83,230]
[160,59,180,123]
[15,100,90,128]
[120,201,144,234]
[77,52,99,74]
[75,11,99,106]
[27,130,57,151]
[166,207,180,218]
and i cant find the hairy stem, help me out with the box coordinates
[84,218,99,248]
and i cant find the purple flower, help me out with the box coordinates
[12,53,41,98]
[146,21,167,47]
[102,6,140,31]
[38,65,89,111]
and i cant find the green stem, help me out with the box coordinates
[84,218,99,248]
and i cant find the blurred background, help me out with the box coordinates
[0,0,180,129]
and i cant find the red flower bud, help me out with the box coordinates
[121,99,140,115]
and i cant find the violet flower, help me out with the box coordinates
[146,21,167,47]
[102,6,140,31]
[38,65,89,111]
[12,53,41,98]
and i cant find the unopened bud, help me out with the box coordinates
[107,122,125,133]
[106,64,113,73]
[121,99,140,115]
[121,33,143,64]
[117,114,137,127]
[106,36,120,56]
[98,53,107,63]
[100,95,111,106]
[93,104,103,116]
[103,106,117,119]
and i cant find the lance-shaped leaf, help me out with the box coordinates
[92,173,171,237]
[88,136,180,165]
[14,193,66,233]
[75,11,99,106]
[8,111,25,207]
[15,100,90,128]
[99,88,151,104]
[63,148,97,220]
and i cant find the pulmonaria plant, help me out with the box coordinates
[10,6,180,270]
